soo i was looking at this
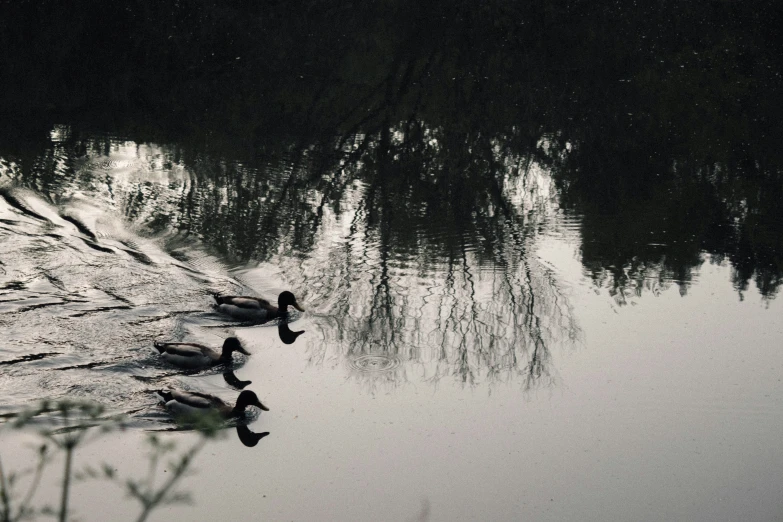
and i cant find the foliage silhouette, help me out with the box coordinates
[0,400,222,522]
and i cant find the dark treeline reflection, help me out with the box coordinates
[1,0,780,300]
[1,0,782,381]
[0,128,577,386]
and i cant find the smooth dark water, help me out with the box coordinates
[1,1,782,520]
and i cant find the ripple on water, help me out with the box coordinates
[348,354,401,373]
[0,187,248,423]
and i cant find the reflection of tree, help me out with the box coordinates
[2,0,781,303]
[281,127,579,387]
[0,121,580,387]
[553,147,783,302]
[2,0,783,386]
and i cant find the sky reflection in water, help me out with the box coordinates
[0,133,578,407]
[1,1,783,518]
[0,123,781,521]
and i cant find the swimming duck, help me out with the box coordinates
[153,337,249,368]
[157,389,269,419]
[213,291,305,322]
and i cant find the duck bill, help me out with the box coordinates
[257,402,270,411]
[293,302,305,312]
[238,346,251,355]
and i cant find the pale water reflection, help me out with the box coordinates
[3,0,783,517]
[1,121,783,520]
[0,135,579,396]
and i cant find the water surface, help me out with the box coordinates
[1,1,783,520]
[1,128,781,521]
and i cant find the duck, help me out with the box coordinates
[157,389,269,419]
[153,337,249,368]
[213,291,305,322]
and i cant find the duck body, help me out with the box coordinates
[157,389,269,419]
[154,337,249,369]
[155,343,215,368]
[215,296,274,321]
[214,291,304,322]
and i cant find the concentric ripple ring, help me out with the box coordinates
[349,354,401,373]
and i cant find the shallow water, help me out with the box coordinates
[1,129,781,521]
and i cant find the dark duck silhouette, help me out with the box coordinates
[278,322,305,344]
[236,425,270,447]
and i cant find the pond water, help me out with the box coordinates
[1,1,782,520]
[1,127,781,521]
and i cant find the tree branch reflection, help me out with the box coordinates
[2,0,781,389]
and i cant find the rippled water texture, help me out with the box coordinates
[1,2,783,517]
[1,117,783,520]
[0,136,575,419]
[0,187,251,421]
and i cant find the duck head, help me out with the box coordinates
[234,390,269,414]
[222,337,251,357]
[278,291,305,313]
